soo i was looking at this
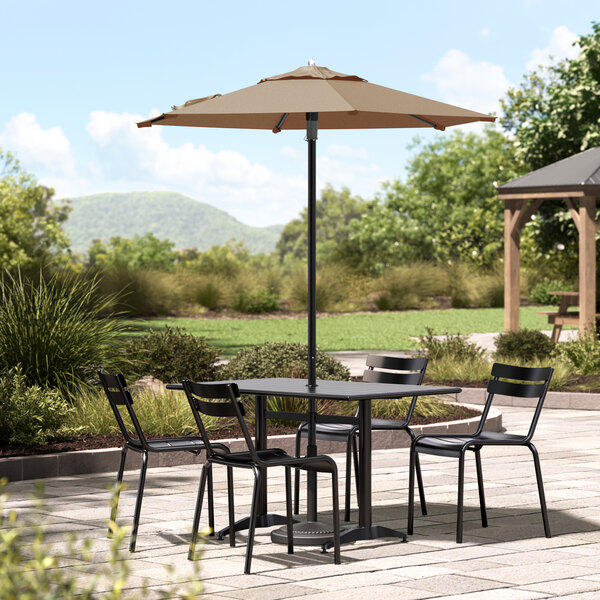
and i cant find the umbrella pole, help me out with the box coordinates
[307,112,318,390]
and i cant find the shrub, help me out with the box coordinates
[222,342,350,423]
[231,288,279,313]
[418,327,485,362]
[126,326,221,384]
[287,264,352,312]
[446,263,504,308]
[425,354,492,384]
[0,367,75,445]
[494,329,555,362]
[0,270,126,396]
[185,273,222,310]
[528,278,573,305]
[95,265,184,316]
[554,332,600,375]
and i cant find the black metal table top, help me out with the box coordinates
[167,377,460,399]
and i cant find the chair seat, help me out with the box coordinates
[298,421,357,442]
[371,418,409,430]
[128,436,206,452]
[415,432,527,458]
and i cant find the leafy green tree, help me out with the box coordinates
[350,128,520,273]
[88,232,177,271]
[0,150,70,270]
[500,22,600,277]
[500,22,600,170]
[276,185,366,265]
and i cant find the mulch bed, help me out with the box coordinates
[0,406,479,458]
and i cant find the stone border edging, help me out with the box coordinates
[456,387,600,410]
[0,403,500,483]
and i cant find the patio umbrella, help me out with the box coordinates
[138,63,495,389]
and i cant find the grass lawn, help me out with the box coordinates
[124,306,560,357]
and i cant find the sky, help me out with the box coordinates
[0,1,597,228]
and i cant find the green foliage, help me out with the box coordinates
[64,191,281,254]
[231,288,279,313]
[88,233,177,271]
[494,329,556,362]
[446,263,504,308]
[181,241,249,277]
[554,332,600,374]
[126,326,221,383]
[276,185,366,265]
[0,367,75,445]
[287,264,353,311]
[186,273,222,309]
[371,263,449,310]
[0,150,70,270]
[0,483,203,599]
[350,128,520,273]
[528,279,574,305]
[372,396,465,420]
[418,327,485,362]
[68,387,218,436]
[425,354,491,384]
[0,271,126,396]
[96,265,184,316]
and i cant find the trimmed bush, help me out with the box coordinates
[528,279,573,306]
[126,326,221,384]
[494,329,555,362]
[0,367,75,445]
[231,288,279,313]
[0,270,125,396]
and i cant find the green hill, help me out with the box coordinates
[62,191,283,254]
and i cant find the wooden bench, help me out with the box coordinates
[537,291,600,342]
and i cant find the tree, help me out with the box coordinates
[0,150,70,270]
[501,22,600,170]
[500,22,600,277]
[87,233,177,271]
[350,128,521,273]
[275,185,366,265]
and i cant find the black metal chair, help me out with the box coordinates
[294,355,429,521]
[182,379,341,574]
[98,370,229,552]
[407,362,554,543]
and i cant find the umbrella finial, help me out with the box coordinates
[308,58,316,66]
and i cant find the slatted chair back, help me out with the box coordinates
[362,356,429,420]
[182,380,259,462]
[475,363,553,440]
[98,370,149,450]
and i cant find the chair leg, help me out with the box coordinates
[474,449,487,528]
[244,466,261,574]
[344,435,353,522]
[352,432,360,508]
[285,467,294,555]
[407,446,416,535]
[227,466,235,547]
[293,430,302,515]
[330,469,341,565]
[456,452,465,544]
[130,451,148,552]
[207,464,215,536]
[109,446,128,536]
[188,463,208,560]
[529,443,551,538]
[414,453,428,516]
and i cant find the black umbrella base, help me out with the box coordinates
[270,520,340,546]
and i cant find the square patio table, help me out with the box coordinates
[168,377,460,550]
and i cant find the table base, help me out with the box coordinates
[321,525,408,552]
[216,513,293,540]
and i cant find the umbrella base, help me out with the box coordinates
[270,520,340,546]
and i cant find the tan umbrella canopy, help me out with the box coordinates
[138,64,494,388]
[138,64,494,132]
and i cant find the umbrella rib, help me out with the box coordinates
[409,114,444,130]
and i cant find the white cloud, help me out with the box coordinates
[479,27,491,38]
[0,112,77,176]
[421,49,510,117]
[526,25,579,71]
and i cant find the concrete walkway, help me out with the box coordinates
[4,404,600,598]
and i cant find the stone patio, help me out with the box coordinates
[3,404,600,598]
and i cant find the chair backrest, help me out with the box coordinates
[182,380,258,462]
[476,363,553,440]
[98,370,149,449]
[361,355,429,420]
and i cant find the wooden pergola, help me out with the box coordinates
[498,147,600,335]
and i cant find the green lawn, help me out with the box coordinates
[124,306,559,357]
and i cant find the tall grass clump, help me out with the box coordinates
[0,271,126,396]
[287,264,352,312]
[372,263,449,311]
[446,263,503,308]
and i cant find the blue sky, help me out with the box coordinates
[0,1,597,227]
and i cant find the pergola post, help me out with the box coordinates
[579,196,597,335]
[504,197,521,331]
